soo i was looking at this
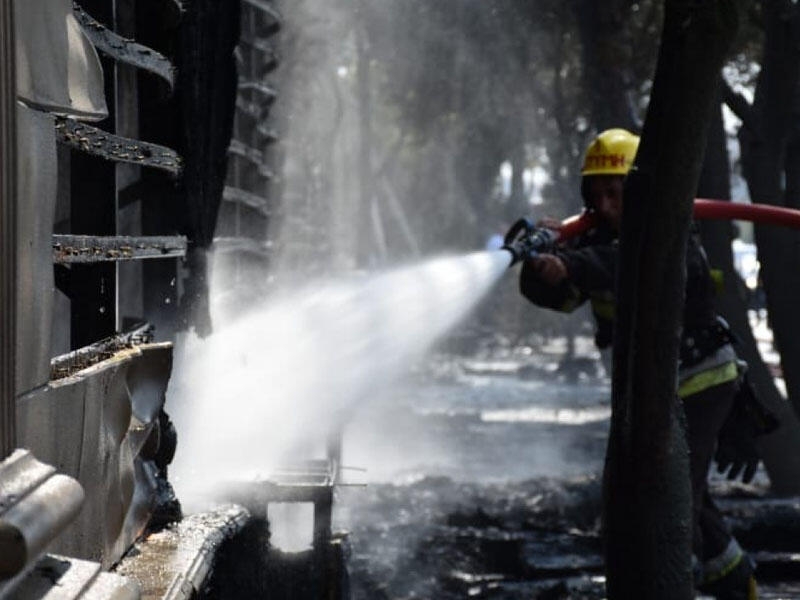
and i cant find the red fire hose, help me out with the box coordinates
[694,198,800,229]
[556,199,800,244]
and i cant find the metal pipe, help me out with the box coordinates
[0,0,17,458]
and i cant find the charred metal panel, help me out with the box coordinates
[14,0,107,121]
[56,118,183,176]
[49,324,154,380]
[16,105,58,394]
[15,375,85,478]
[125,343,172,425]
[53,234,188,264]
[73,2,176,91]
[17,343,174,567]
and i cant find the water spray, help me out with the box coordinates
[171,250,512,506]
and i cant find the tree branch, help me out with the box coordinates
[721,78,755,128]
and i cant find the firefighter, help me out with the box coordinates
[517,128,758,600]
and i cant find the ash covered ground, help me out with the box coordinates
[335,339,800,599]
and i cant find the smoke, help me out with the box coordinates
[168,0,602,517]
[169,250,511,507]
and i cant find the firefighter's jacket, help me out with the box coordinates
[519,228,739,397]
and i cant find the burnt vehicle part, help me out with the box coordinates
[18,335,178,567]
[2,0,360,597]
[2,0,185,595]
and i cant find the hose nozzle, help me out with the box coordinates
[501,217,557,267]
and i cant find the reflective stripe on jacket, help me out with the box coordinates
[677,343,739,398]
[701,538,746,585]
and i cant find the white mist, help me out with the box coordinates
[169,250,512,508]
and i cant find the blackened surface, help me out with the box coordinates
[201,517,349,599]
[175,0,241,249]
[340,477,605,600]
[69,150,117,348]
[337,363,800,599]
[68,1,118,349]
[137,0,241,338]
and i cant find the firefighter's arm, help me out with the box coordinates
[519,253,583,311]
[560,244,617,292]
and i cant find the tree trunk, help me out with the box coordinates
[574,0,638,131]
[736,2,800,494]
[746,2,800,409]
[701,95,800,494]
[604,2,737,598]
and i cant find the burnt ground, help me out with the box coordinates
[334,351,800,599]
[338,476,606,599]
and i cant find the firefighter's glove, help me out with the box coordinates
[715,410,760,483]
[528,254,568,286]
[715,376,779,484]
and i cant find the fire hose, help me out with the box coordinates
[502,198,800,266]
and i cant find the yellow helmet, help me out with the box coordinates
[581,128,640,177]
